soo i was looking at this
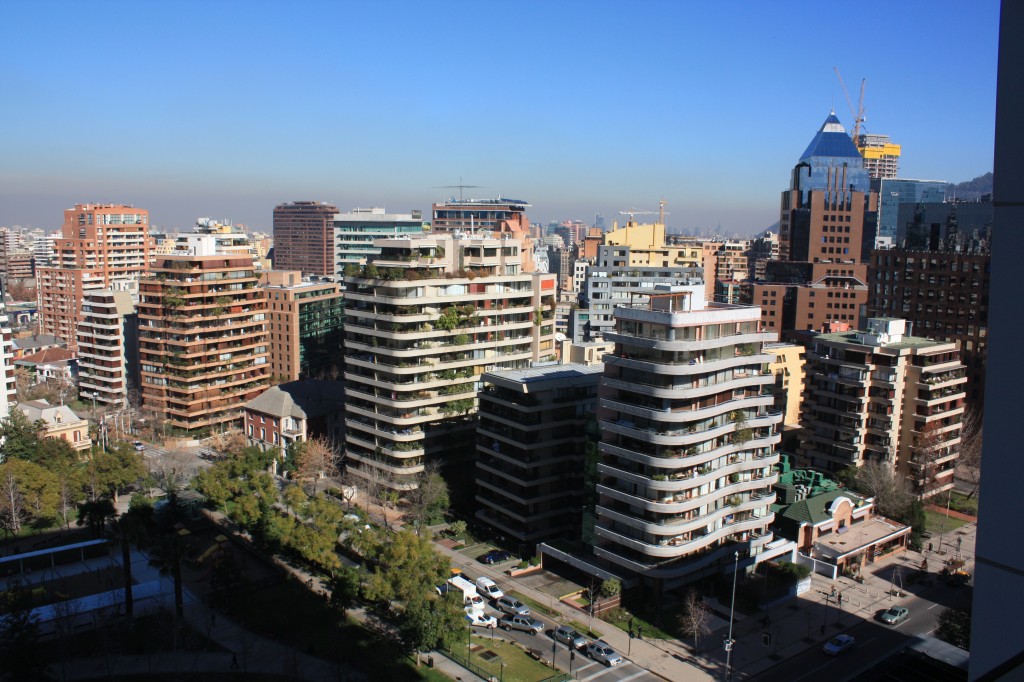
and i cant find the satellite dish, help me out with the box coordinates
[555,333,567,342]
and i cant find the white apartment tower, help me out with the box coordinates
[343,235,557,490]
[595,285,791,590]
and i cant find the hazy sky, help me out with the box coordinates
[0,1,999,236]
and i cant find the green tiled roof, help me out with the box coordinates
[779,489,867,526]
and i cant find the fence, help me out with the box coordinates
[442,647,572,682]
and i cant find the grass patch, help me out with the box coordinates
[567,619,602,639]
[448,635,559,682]
[508,591,559,619]
[603,607,676,640]
[948,491,979,516]
[926,510,966,534]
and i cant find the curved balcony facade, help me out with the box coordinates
[595,289,782,586]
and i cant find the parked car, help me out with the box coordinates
[585,640,623,666]
[133,440,145,451]
[500,614,544,635]
[476,576,504,601]
[477,550,515,565]
[465,610,498,628]
[822,634,856,655]
[878,607,910,625]
[553,625,588,650]
[495,595,530,616]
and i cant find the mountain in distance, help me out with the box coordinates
[947,172,993,201]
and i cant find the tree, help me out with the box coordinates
[364,530,449,605]
[678,589,711,654]
[149,448,194,503]
[936,607,972,649]
[84,443,146,503]
[854,461,914,520]
[329,565,362,618]
[599,578,622,599]
[208,429,249,459]
[399,591,465,658]
[0,407,40,463]
[407,464,450,534]
[954,408,983,500]
[292,437,340,494]
[0,468,28,537]
[76,498,116,538]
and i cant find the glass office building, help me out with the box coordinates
[876,179,947,243]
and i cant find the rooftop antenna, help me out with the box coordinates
[435,177,483,202]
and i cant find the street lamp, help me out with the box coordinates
[725,551,739,681]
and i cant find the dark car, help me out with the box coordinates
[477,550,514,565]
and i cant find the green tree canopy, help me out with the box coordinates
[364,530,449,605]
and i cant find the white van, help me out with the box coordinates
[448,575,485,613]
[475,576,504,601]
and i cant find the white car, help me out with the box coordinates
[585,640,623,667]
[822,634,855,655]
[465,610,498,628]
[476,576,504,601]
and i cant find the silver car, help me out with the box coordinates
[586,640,623,666]
[495,595,530,616]
[500,614,544,635]
[553,625,587,650]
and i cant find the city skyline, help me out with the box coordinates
[0,1,998,234]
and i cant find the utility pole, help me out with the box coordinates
[725,551,740,681]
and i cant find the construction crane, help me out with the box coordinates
[833,67,866,146]
[619,204,670,225]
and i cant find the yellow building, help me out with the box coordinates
[604,221,703,268]
[857,134,902,180]
[765,342,806,427]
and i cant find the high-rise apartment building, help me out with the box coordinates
[754,113,878,333]
[334,207,425,274]
[272,201,339,276]
[36,204,150,351]
[475,364,601,553]
[76,290,138,409]
[138,236,269,435]
[798,318,965,499]
[261,270,345,382]
[431,197,536,271]
[856,133,902,180]
[866,248,990,409]
[593,285,792,590]
[0,283,15,421]
[343,235,556,490]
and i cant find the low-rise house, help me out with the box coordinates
[14,399,91,451]
[12,334,66,360]
[243,380,345,453]
[771,459,911,579]
[14,347,77,385]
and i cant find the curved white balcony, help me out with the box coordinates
[604,330,775,354]
[600,396,775,427]
[594,514,772,559]
[603,353,775,376]
[597,482,776,520]
[602,373,773,401]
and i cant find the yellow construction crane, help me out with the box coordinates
[833,67,866,145]
[619,203,670,226]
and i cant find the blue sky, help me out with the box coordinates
[0,1,999,235]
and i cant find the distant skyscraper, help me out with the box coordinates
[272,201,339,276]
[857,133,901,180]
[876,178,947,244]
[0,282,14,421]
[755,113,878,333]
[594,213,605,230]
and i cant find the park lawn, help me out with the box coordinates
[458,635,559,682]
[949,491,979,516]
[508,591,559,619]
[925,510,966,534]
